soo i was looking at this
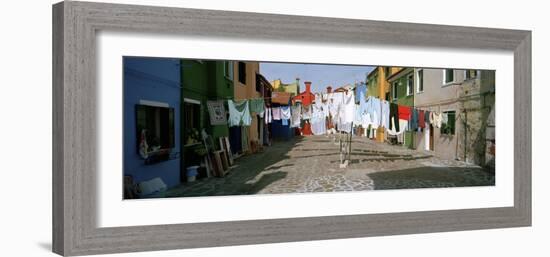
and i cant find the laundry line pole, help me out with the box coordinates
[377,73,387,143]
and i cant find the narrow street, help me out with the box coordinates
[165,135,495,197]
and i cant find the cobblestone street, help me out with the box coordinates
[165,135,495,197]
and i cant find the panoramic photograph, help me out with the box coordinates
[122,57,496,199]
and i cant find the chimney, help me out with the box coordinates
[295,77,300,94]
[326,86,332,93]
[304,81,312,93]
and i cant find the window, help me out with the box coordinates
[224,61,233,81]
[407,74,414,96]
[444,69,454,84]
[417,69,424,93]
[465,69,477,80]
[238,62,246,84]
[183,101,202,145]
[135,104,175,152]
[440,111,456,135]
[392,81,398,100]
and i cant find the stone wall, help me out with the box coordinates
[456,71,495,169]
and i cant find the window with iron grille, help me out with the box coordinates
[441,111,456,135]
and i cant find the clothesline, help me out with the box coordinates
[210,96,271,101]
[211,91,360,103]
[216,89,457,137]
[211,95,299,103]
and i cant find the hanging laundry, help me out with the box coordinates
[281,118,289,126]
[387,119,409,136]
[356,94,370,129]
[389,102,400,132]
[329,92,343,124]
[398,105,412,121]
[290,104,301,128]
[361,110,373,130]
[442,112,449,124]
[343,91,355,123]
[206,100,227,125]
[355,83,367,103]
[322,100,330,118]
[354,104,363,126]
[381,100,390,129]
[430,112,443,128]
[418,110,425,128]
[302,120,313,135]
[314,93,323,108]
[424,110,431,125]
[281,105,291,126]
[227,100,252,127]
[302,104,312,120]
[325,96,335,132]
[249,98,265,118]
[311,104,327,135]
[281,106,291,120]
[264,107,272,124]
[334,91,354,133]
[358,94,368,116]
[410,108,419,131]
[365,96,380,128]
[436,112,444,128]
[272,107,281,120]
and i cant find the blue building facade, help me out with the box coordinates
[123,57,181,189]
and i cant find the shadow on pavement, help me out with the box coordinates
[367,166,495,190]
[162,138,302,198]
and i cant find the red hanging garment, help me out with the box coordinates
[418,110,425,128]
[301,121,313,135]
[398,105,411,120]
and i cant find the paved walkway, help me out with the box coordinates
[164,135,495,197]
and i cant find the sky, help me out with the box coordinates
[260,62,375,94]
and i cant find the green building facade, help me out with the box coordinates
[388,68,414,107]
[388,68,415,149]
[180,60,234,170]
[181,60,233,140]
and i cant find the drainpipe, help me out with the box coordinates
[464,111,468,161]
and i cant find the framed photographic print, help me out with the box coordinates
[52,1,531,256]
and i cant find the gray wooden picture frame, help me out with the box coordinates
[52,1,531,256]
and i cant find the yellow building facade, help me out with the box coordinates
[367,66,402,100]
[367,67,402,142]
[271,78,300,96]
